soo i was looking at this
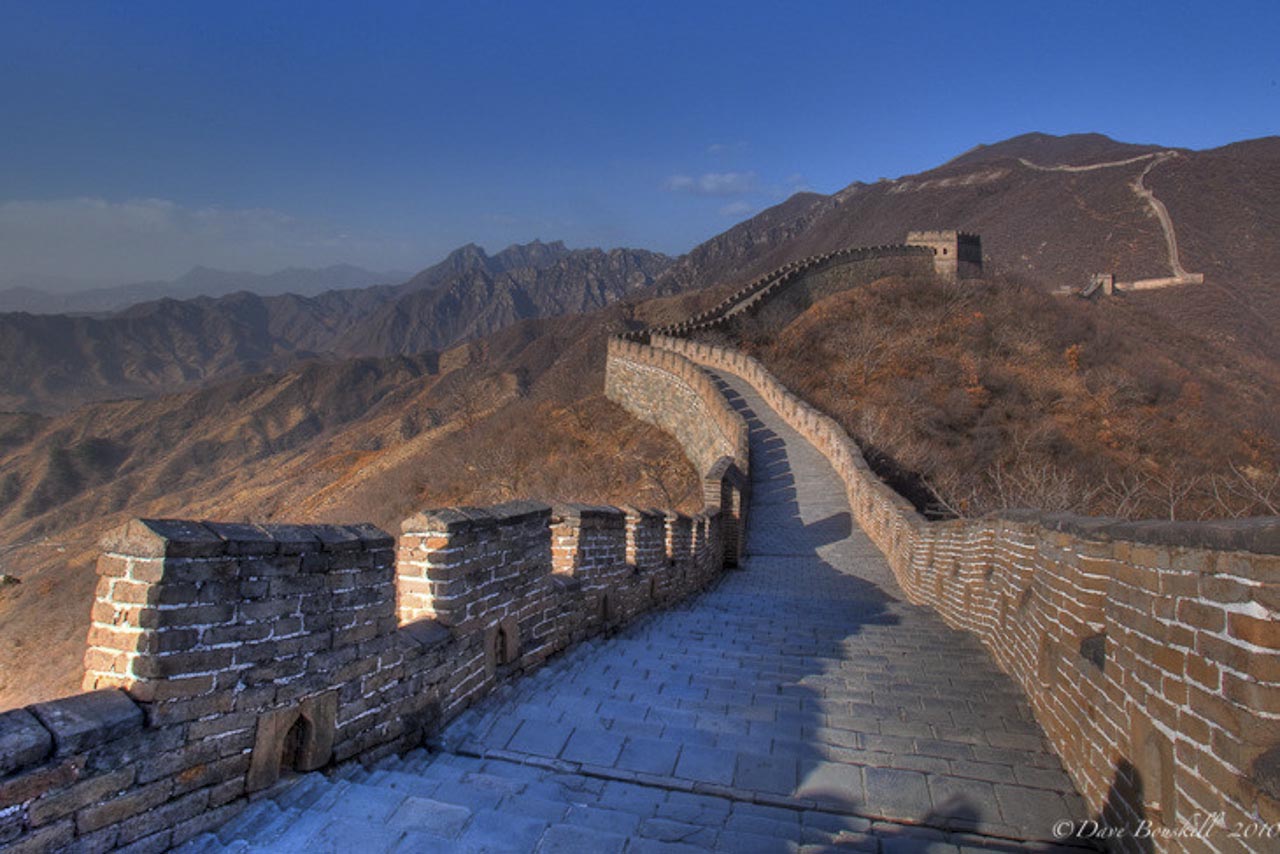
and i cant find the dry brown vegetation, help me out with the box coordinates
[749,274,1280,521]
[0,310,698,707]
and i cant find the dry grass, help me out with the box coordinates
[750,274,1280,520]
[0,309,699,707]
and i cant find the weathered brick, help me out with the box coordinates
[0,709,53,776]
[135,740,221,785]
[1177,599,1225,632]
[1223,673,1280,715]
[28,690,143,757]
[0,758,82,809]
[2,819,75,854]
[27,767,134,826]
[75,778,173,834]
[1227,613,1280,649]
[116,788,209,846]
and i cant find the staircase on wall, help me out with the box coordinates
[177,365,1092,854]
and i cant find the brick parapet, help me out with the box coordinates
[398,500,552,632]
[657,335,1280,851]
[624,506,666,574]
[604,337,748,477]
[2,375,744,854]
[621,243,935,343]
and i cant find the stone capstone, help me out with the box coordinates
[0,708,53,775]
[27,689,143,757]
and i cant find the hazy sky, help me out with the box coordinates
[2,0,1277,285]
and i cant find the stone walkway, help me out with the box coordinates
[181,370,1092,853]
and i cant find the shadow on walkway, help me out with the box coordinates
[431,369,1093,850]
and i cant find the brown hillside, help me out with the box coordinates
[651,133,1280,353]
[4,131,1277,710]
[0,309,698,707]
[748,274,1280,521]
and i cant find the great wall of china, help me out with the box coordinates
[0,236,1275,853]
[1016,153,1206,297]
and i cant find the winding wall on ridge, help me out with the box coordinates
[2,236,1275,854]
[610,267,1280,853]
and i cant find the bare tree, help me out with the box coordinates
[1213,463,1280,516]
[830,322,895,386]
[1147,470,1205,520]
[1101,471,1147,517]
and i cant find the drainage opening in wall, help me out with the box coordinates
[494,625,511,667]
[486,617,520,674]
[280,714,312,775]
[1133,722,1177,828]
[246,693,337,792]
[1079,632,1107,673]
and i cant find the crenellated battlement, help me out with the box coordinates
[647,334,1280,850]
[904,230,983,280]
[0,342,746,853]
[623,234,979,347]
[3,234,1272,853]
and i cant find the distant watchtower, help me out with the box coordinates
[906,230,983,281]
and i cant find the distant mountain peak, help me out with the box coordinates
[943,131,1165,170]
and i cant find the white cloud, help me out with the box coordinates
[0,197,412,283]
[662,171,759,197]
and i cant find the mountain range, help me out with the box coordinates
[0,264,412,315]
[0,241,670,412]
[649,132,1280,357]
[1,131,1277,705]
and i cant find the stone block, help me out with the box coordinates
[76,778,173,834]
[401,619,451,648]
[2,819,74,854]
[0,708,53,776]
[553,503,626,525]
[0,758,81,809]
[313,525,364,552]
[345,522,395,550]
[401,507,486,534]
[489,500,553,525]
[100,518,226,559]
[26,766,134,826]
[27,690,143,757]
[201,522,278,556]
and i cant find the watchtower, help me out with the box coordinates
[906,230,983,281]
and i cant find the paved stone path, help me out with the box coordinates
[181,370,1092,853]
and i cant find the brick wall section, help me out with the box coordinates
[604,337,748,477]
[625,506,666,574]
[1,337,748,852]
[604,337,749,567]
[655,334,1280,852]
[0,503,734,852]
[618,244,935,343]
[398,502,551,634]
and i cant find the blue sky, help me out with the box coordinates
[2,0,1277,284]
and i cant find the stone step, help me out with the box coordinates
[183,362,1099,854]
[209,750,1093,853]
[171,833,249,854]
[214,800,295,844]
